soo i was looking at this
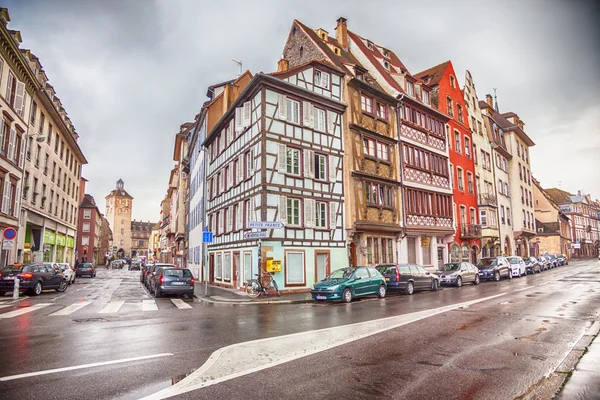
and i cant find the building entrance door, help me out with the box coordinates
[233,252,240,289]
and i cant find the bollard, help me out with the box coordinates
[13,277,19,299]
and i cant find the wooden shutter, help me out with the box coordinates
[227,207,232,232]
[237,156,243,183]
[328,156,336,182]
[228,163,234,187]
[278,144,287,173]
[329,202,337,229]
[279,195,287,222]
[7,128,15,162]
[235,107,243,132]
[243,101,251,127]
[304,149,314,179]
[248,149,255,177]
[278,94,287,120]
[14,81,25,118]
[303,101,313,127]
[236,204,242,230]
[1,180,10,214]
[5,73,13,101]
[327,111,335,134]
[13,182,20,217]
[18,135,25,168]
[304,199,314,228]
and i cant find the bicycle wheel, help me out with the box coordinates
[245,280,261,298]
[272,280,281,296]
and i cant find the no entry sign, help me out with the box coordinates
[3,227,17,241]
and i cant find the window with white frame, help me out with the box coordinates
[376,103,388,120]
[286,98,300,124]
[287,198,301,226]
[360,94,373,113]
[83,209,91,219]
[457,167,464,190]
[83,223,90,232]
[467,172,474,194]
[464,137,471,157]
[314,153,326,180]
[480,210,488,227]
[216,254,222,279]
[313,107,326,132]
[454,131,461,153]
[81,236,89,246]
[286,147,300,175]
[315,201,327,228]
[314,70,330,89]
[223,253,231,281]
[286,251,305,285]
[406,81,415,97]
[422,90,430,105]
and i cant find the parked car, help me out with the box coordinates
[145,264,174,289]
[558,254,569,265]
[553,254,566,266]
[140,264,151,284]
[0,264,68,296]
[148,267,195,298]
[311,266,387,302]
[548,254,561,267]
[56,263,76,284]
[506,256,527,277]
[537,256,550,271]
[375,264,439,295]
[476,257,512,281]
[76,263,96,278]
[110,260,124,269]
[435,262,480,286]
[130,259,141,271]
[544,254,558,268]
[524,257,542,274]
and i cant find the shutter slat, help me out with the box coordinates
[235,107,243,132]
[304,199,314,228]
[279,195,287,222]
[329,202,336,230]
[328,156,336,182]
[243,101,251,127]
[327,111,335,134]
[303,101,312,127]
[278,144,287,173]
[278,94,287,120]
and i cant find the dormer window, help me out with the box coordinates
[406,81,415,97]
[383,60,390,70]
[422,90,430,105]
[314,70,330,89]
[382,49,390,58]
[367,41,374,50]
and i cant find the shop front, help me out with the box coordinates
[44,230,56,262]
[66,236,75,265]
[56,234,66,263]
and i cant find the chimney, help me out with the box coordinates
[277,57,289,73]
[485,94,493,108]
[336,17,348,50]
[577,190,582,196]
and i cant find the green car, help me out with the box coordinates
[311,266,387,303]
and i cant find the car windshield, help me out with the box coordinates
[507,258,520,264]
[375,265,396,275]
[81,264,93,268]
[477,258,497,269]
[163,269,192,278]
[440,263,460,271]
[326,268,354,280]
[58,265,67,271]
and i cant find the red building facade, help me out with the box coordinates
[76,194,101,264]
[416,61,480,264]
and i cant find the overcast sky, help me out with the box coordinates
[4,0,599,220]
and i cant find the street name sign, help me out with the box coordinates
[245,231,268,239]
[248,221,284,229]
[2,241,14,250]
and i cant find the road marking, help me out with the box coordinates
[98,301,125,314]
[0,353,174,382]
[142,293,507,400]
[49,301,92,316]
[0,304,51,319]
[514,286,535,292]
[0,305,10,309]
[171,299,192,309]
[142,300,158,311]
[570,284,584,290]
[51,294,67,301]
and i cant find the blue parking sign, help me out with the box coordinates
[202,232,213,243]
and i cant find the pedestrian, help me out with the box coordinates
[75,259,80,269]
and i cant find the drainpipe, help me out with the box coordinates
[394,95,407,263]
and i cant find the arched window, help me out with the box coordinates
[121,219,124,225]
[461,245,470,261]
[482,246,488,258]
[450,245,460,262]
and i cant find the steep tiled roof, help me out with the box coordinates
[79,194,97,208]
[106,188,133,199]
[414,61,450,87]
[545,188,573,205]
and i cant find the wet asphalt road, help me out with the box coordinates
[0,260,598,400]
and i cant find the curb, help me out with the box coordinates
[194,294,314,305]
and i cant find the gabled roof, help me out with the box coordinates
[545,188,573,205]
[106,188,133,199]
[79,194,97,208]
[414,61,450,87]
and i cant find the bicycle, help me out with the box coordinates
[245,271,281,298]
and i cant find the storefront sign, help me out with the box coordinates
[67,236,75,248]
[56,234,67,247]
[421,236,431,248]
[44,230,56,245]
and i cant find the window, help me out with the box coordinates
[313,108,325,132]
[81,236,89,246]
[314,70,330,89]
[287,198,301,226]
[454,131,461,153]
[470,208,476,225]
[83,209,91,219]
[501,206,506,224]
[480,210,488,227]
[364,138,389,161]
[464,137,471,157]
[507,207,511,225]
[367,238,373,264]
[376,103,388,120]
[519,163,522,180]
[459,206,466,225]
[467,172,474,194]
[315,201,327,227]
[406,81,414,97]
[83,223,90,232]
[286,251,305,285]
[450,75,456,88]
[457,167,464,191]
[286,147,300,175]
[314,153,326,180]
[422,90,430,105]
[376,142,389,161]
[285,98,300,124]
[447,97,454,116]
[360,94,373,113]
[457,104,463,123]
[366,182,393,207]
[473,144,477,164]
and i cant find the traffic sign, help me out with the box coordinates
[202,232,214,243]
[248,221,284,229]
[245,231,268,239]
[3,227,17,241]
[2,241,14,250]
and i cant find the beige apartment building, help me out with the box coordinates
[532,178,571,256]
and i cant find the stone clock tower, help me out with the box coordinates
[105,179,133,258]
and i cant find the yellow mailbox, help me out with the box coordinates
[266,259,282,273]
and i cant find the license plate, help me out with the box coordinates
[385,277,390,281]
[316,295,327,300]
[171,282,185,285]
[4,276,15,280]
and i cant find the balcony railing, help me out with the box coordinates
[478,193,498,207]
[460,224,482,239]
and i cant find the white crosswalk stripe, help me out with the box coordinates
[49,301,92,316]
[171,299,192,309]
[142,300,158,311]
[0,303,51,319]
[0,305,10,309]
[99,301,125,314]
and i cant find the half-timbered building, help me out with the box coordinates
[281,19,403,268]
[204,67,346,292]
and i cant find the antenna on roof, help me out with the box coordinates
[493,88,499,112]
[559,181,562,189]
[232,59,242,77]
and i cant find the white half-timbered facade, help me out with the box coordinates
[204,68,347,292]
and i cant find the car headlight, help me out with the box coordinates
[329,285,340,291]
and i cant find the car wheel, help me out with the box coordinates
[377,284,386,298]
[508,270,513,280]
[406,281,414,295]
[33,281,43,296]
[474,275,480,285]
[494,271,500,282]
[56,280,68,292]
[342,288,352,303]
[431,279,439,291]
[456,276,462,287]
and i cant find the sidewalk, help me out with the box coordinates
[557,326,600,399]
[194,282,313,305]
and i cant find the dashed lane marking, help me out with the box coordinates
[142,300,158,311]
[171,299,193,309]
[0,303,51,319]
[99,301,125,314]
[49,301,92,316]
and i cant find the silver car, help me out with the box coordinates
[436,262,480,287]
[506,256,527,277]
[56,263,76,284]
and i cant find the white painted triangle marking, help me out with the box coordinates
[49,301,92,316]
[171,299,192,310]
[0,303,52,319]
[99,301,125,314]
[142,300,158,311]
